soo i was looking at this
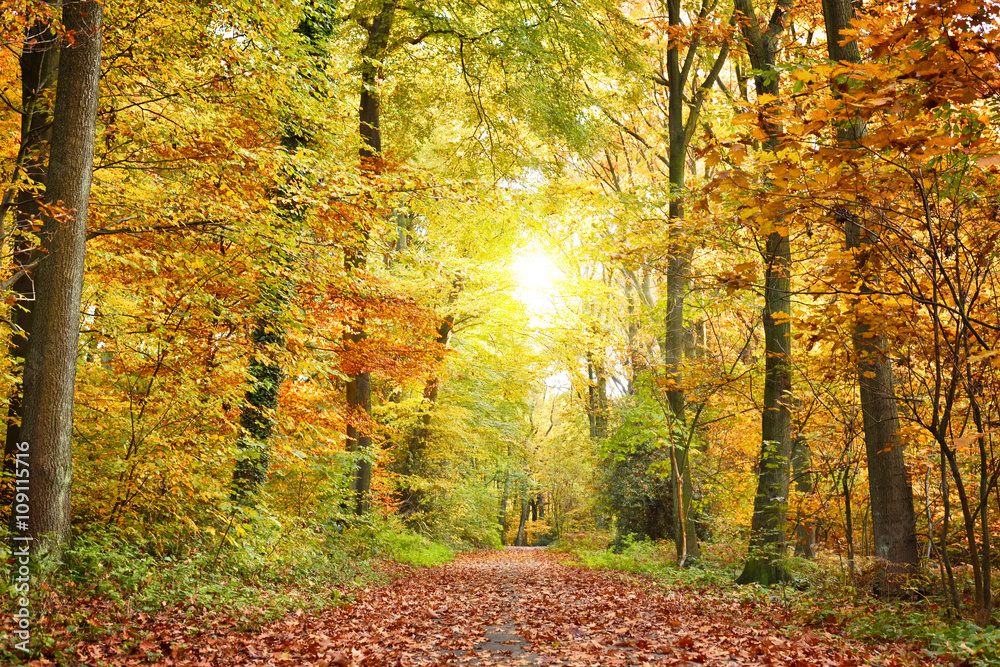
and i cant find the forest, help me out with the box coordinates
[1,0,999,664]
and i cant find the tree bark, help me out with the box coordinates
[17,0,102,555]
[735,0,795,586]
[844,468,856,583]
[2,13,60,529]
[230,12,333,503]
[822,0,920,576]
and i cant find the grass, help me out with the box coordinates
[379,530,455,567]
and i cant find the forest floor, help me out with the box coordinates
[44,547,936,667]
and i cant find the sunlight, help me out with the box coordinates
[511,247,563,324]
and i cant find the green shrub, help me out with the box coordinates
[380,530,455,566]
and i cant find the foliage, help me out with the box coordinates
[3,0,1000,658]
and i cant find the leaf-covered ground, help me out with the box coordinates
[42,548,927,666]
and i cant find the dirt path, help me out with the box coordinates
[311,548,921,667]
[68,548,924,666]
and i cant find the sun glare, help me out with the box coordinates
[511,248,562,323]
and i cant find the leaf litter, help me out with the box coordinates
[42,548,926,666]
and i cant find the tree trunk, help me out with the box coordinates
[586,353,607,439]
[853,297,920,570]
[347,0,397,516]
[792,412,816,560]
[739,229,793,584]
[660,0,731,565]
[398,315,453,515]
[231,317,283,500]
[662,8,687,556]
[230,13,332,503]
[624,276,639,394]
[515,488,529,546]
[791,426,815,559]
[2,13,60,529]
[499,470,510,542]
[939,448,960,611]
[16,0,103,555]
[844,468,856,584]
[734,0,794,586]
[822,0,920,577]
[596,366,607,438]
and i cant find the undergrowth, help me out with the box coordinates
[0,511,455,665]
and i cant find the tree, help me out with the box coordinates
[343,0,398,516]
[18,0,103,554]
[1,4,59,528]
[733,0,795,586]
[820,0,919,581]
[660,0,731,566]
[231,7,333,503]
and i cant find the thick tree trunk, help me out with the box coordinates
[734,0,794,586]
[2,14,60,528]
[347,0,397,515]
[345,366,372,515]
[16,0,102,555]
[738,229,793,584]
[852,278,920,570]
[822,0,920,577]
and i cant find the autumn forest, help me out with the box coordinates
[1,0,1000,664]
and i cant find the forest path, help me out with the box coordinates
[110,548,923,666]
